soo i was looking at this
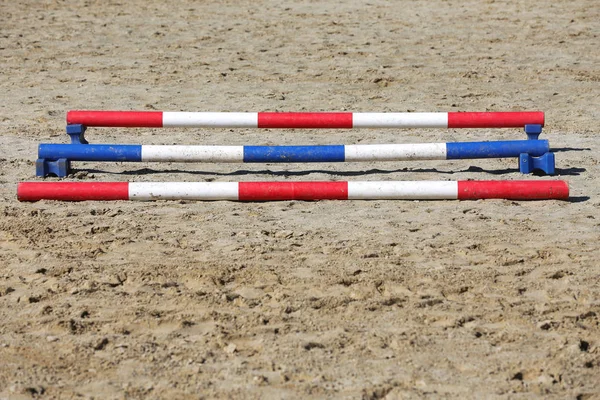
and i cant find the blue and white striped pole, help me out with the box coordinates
[38,140,549,163]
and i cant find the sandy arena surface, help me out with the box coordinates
[1,0,599,398]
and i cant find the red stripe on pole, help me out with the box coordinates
[457,180,568,200]
[257,112,353,128]
[17,182,129,202]
[239,182,349,201]
[67,111,164,127]
[447,112,544,128]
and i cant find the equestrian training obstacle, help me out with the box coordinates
[67,110,544,129]
[18,181,569,202]
[26,109,563,202]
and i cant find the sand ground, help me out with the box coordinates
[1,0,599,398]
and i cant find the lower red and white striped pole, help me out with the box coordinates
[18,181,569,202]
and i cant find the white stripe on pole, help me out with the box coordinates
[348,181,458,200]
[142,145,244,162]
[352,113,448,128]
[162,112,258,128]
[129,182,239,200]
[344,143,447,161]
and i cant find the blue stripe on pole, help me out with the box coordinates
[38,144,142,161]
[243,145,345,162]
[446,140,549,159]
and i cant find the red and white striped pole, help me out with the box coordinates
[18,180,568,202]
[66,111,545,129]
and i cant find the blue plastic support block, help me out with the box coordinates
[66,124,88,144]
[243,145,345,162]
[524,124,543,140]
[519,152,555,175]
[38,144,143,162]
[446,140,549,159]
[36,158,71,177]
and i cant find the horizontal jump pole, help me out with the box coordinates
[66,111,545,129]
[18,181,569,202]
[38,140,549,163]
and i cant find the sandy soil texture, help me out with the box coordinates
[1,0,599,398]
